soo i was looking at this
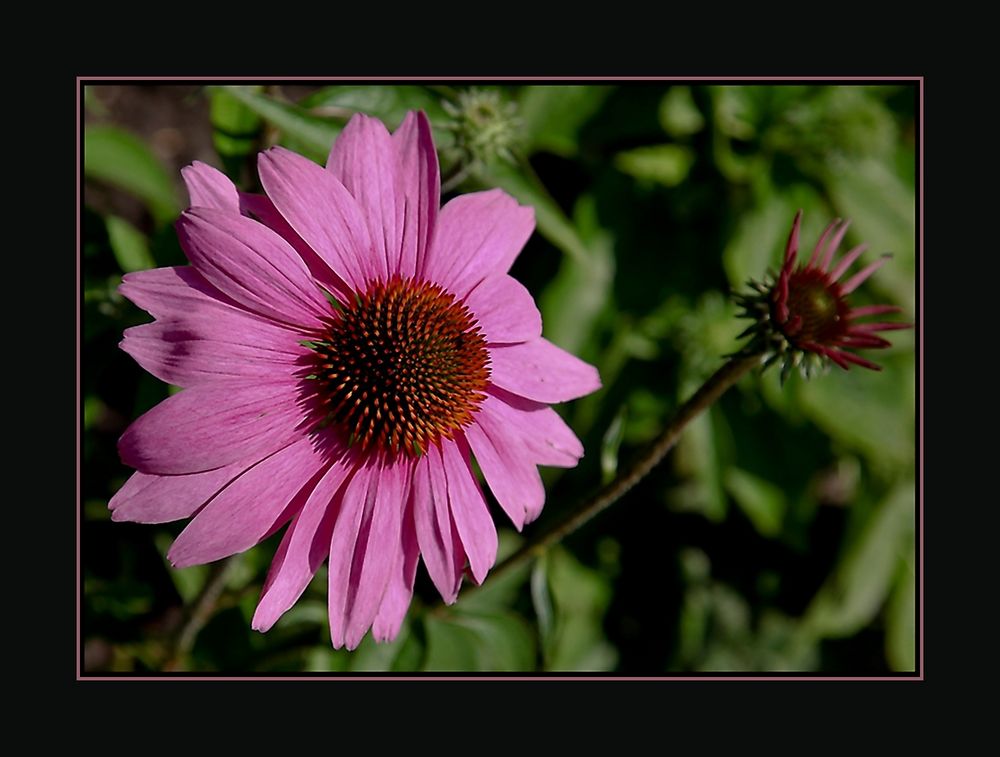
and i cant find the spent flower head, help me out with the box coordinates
[735,209,911,383]
[442,88,522,172]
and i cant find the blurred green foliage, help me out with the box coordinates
[82,83,917,674]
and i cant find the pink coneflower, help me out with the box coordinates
[109,111,601,650]
[736,209,910,381]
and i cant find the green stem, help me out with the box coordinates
[461,352,762,596]
[162,557,234,671]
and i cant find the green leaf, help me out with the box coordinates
[423,611,535,672]
[483,159,591,266]
[794,352,915,469]
[614,144,695,187]
[600,405,627,485]
[722,183,829,289]
[804,482,915,638]
[300,84,452,146]
[210,86,263,163]
[724,467,786,538]
[530,554,555,642]
[537,192,615,355]
[669,404,728,522]
[153,532,207,604]
[347,620,414,672]
[218,86,341,163]
[885,547,916,672]
[481,165,614,356]
[825,156,915,312]
[84,125,180,225]
[105,215,155,273]
[304,647,348,673]
[659,86,705,137]
[422,614,480,670]
[543,547,617,672]
[454,529,529,612]
[517,85,612,156]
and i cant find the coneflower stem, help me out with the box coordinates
[441,163,473,194]
[455,352,762,600]
[162,556,235,671]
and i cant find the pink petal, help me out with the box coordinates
[806,218,841,269]
[240,192,349,298]
[412,452,464,603]
[258,146,377,293]
[465,274,542,344]
[109,462,246,524]
[849,321,911,333]
[783,209,802,267]
[327,462,377,649]
[166,436,331,567]
[120,309,307,388]
[119,266,245,321]
[482,387,584,467]
[422,189,535,298]
[819,219,851,271]
[464,414,544,530]
[327,114,401,280]
[344,461,409,650]
[176,208,330,330]
[118,381,308,475]
[828,243,868,282]
[840,255,890,295]
[849,304,901,319]
[836,334,891,348]
[181,161,240,213]
[837,350,882,371]
[440,438,497,585]
[489,338,602,404]
[252,452,356,632]
[372,499,420,643]
[394,111,439,279]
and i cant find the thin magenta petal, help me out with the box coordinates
[828,243,869,282]
[840,255,891,295]
[819,219,851,271]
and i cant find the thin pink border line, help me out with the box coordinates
[77,76,923,83]
[80,675,919,682]
[78,77,923,680]
[918,78,925,678]
[76,81,83,680]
